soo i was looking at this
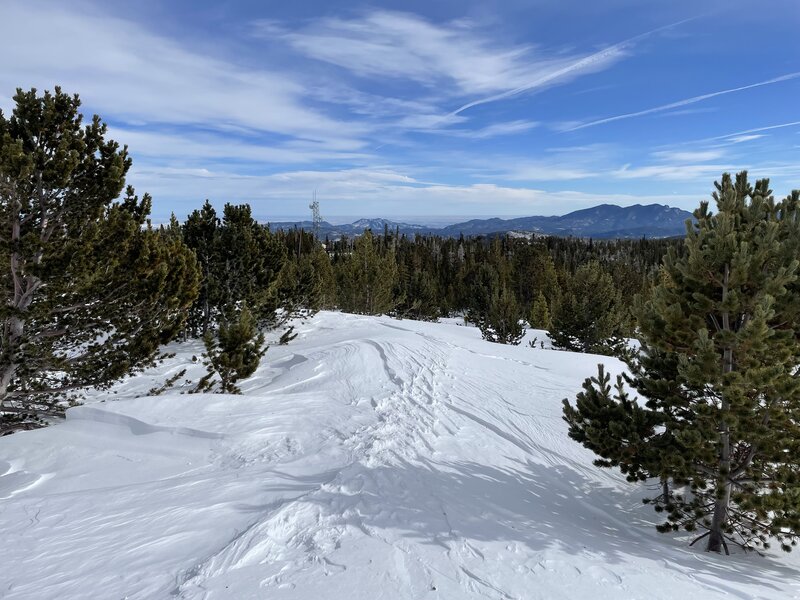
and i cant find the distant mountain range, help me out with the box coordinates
[267,203,694,240]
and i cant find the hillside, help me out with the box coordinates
[2,312,799,599]
[268,204,693,240]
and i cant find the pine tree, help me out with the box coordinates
[0,87,200,426]
[183,202,287,335]
[311,244,336,309]
[199,305,266,394]
[479,286,525,345]
[337,230,397,314]
[396,269,440,321]
[216,204,285,326]
[549,261,622,354]
[529,290,552,330]
[512,243,559,310]
[183,200,220,336]
[563,173,800,554]
[464,261,500,326]
[276,244,333,318]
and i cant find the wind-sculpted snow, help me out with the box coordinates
[2,312,800,599]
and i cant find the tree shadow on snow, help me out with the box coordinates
[295,456,798,596]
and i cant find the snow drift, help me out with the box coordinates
[2,312,799,599]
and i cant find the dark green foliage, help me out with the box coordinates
[182,202,287,335]
[529,291,551,330]
[562,364,667,481]
[512,243,559,311]
[393,238,441,321]
[336,230,397,315]
[178,203,336,398]
[396,269,440,321]
[0,87,200,426]
[217,204,285,327]
[464,261,501,326]
[183,200,220,336]
[310,244,337,310]
[279,326,298,345]
[549,261,623,354]
[321,229,672,333]
[479,286,525,345]
[563,172,800,553]
[276,245,334,318]
[199,305,265,394]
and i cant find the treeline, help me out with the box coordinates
[173,206,680,360]
[178,210,680,337]
[297,227,676,350]
[160,202,679,394]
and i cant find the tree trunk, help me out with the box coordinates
[1,210,27,407]
[0,315,22,403]
[708,263,733,554]
[707,424,731,553]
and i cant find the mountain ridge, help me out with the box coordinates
[268,203,693,239]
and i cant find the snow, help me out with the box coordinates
[2,311,800,599]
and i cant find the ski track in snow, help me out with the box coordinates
[2,312,800,599]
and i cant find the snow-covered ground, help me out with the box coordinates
[2,311,800,599]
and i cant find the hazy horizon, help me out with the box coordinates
[253,202,689,227]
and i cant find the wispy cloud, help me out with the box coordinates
[703,120,800,142]
[612,163,735,180]
[502,163,598,181]
[268,11,552,95]
[724,134,765,144]
[490,145,731,184]
[565,72,800,131]
[418,120,540,139]
[264,10,659,120]
[111,127,373,167]
[0,2,367,146]
[450,17,698,117]
[651,149,724,162]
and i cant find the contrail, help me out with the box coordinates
[703,120,800,141]
[448,16,699,118]
[565,72,800,132]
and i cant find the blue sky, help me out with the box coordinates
[1,0,798,222]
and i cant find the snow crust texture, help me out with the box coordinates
[3,312,800,599]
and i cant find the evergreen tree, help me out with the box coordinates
[529,290,552,330]
[396,269,440,321]
[464,261,500,326]
[183,200,220,336]
[322,230,672,324]
[276,244,334,318]
[183,202,286,335]
[217,203,285,326]
[0,87,200,426]
[199,304,265,394]
[563,173,800,553]
[336,230,397,314]
[549,261,622,354]
[313,245,337,309]
[479,286,525,345]
[512,243,559,311]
